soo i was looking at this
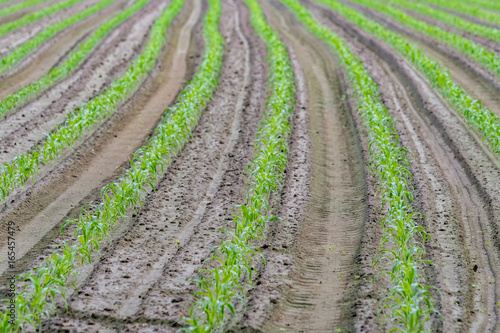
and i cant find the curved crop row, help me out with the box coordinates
[325,0,500,153]
[0,0,121,75]
[382,0,500,44]
[414,0,500,27]
[0,0,49,18]
[0,0,226,330]
[0,0,84,37]
[345,0,500,81]
[0,0,149,117]
[282,0,436,331]
[0,0,181,202]
[184,0,294,331]
[457,0,500,12]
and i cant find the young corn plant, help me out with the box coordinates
[184,0,295,331]
[346,0,500,80]
[322,0,500,153]
[0,0,183,203]
[414,0,500,26]
[0,0,225,331]
[282,0,436,331]
[381,0,500,44]
[0,0,50,18]
[0,0,127,75]
[0,0,150,115]
[0,0,86,37]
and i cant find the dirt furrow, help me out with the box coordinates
[35,0,268,330]
[234,0,368,331]
[0,0,103,55]
[0,0,199,283]
[0,0,63,26]
[339,0,500,117]
[0,0,131,95]
[394,6,500,53]
[0,0,163,163]
[426,4,500,30]
[306,1,500,330]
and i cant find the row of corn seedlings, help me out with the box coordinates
[0,0,182,202]
[184,0,295,331]
[282,0,436,331]
[0,0,18,6]
[0,0,123,75]
[345,0,500,80]
[0,0,225,330]
[381,0,500,44]
[414,0,500,26]
[0,0,49,18]
[0,0,150,115]
[321,0,500,154]
[0,0,86,37]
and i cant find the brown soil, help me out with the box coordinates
[34,0,269,330]
[0,0,131,94]
[393,6,500,53]
[305,0,500,331]
[0,0,199,286]
[0,0,105,55]
[236,1,368,332]
[0,0,63,26]
[2,0,500,332]
[340,0,500,117]
[0,0,168,163]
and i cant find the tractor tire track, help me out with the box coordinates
[0,0,104,56]
[39,0,267,330]
[0,0,166,163]
[0,0,199,287]
[0,0,132,94]
[306,1,500,331]
[237,0,368,331]
[339,0,500,117]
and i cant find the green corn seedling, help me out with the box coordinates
[325,0,500,153]
[0,0,50,18]
[0,0,224,330]
[0,0,186,203]
[283,0,436,331]
[348,0,500,81]
[0,0,151,115]
[0,0,125,75]
[0,0,86,37]
[381,0,500,44]
[414,0,500,26]
[185,0,295,331]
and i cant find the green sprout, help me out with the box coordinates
[281,0,438,331]
[184,0,295,331]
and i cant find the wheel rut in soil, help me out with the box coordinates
[0,0,104,57]
[0,0,199,287]
[339,0,500,117]
[0,0,62,26]
[307,1,500,331]
[0,0,131,96]
[235,1,368,332]
[0,0,166,163]
[39,0,267,330]
[395,7,500,53]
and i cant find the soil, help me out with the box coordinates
[0,0,133,93]
[1,0,500,332]
[0,0,107,56]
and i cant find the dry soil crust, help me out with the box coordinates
[306,0,500,331]
[37,0,269,330]
[0,0,200,297]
